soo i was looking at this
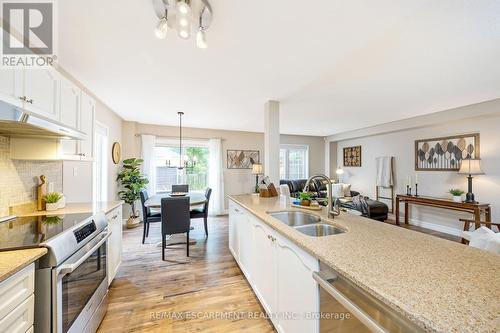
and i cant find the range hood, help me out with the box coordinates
[0,99,85,140]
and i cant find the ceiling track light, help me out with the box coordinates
[154,10,168,39]
[152,0,212,47]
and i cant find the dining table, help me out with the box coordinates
[144,191,208,247]
[144,191,207,208]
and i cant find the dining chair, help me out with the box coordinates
[172,184,189,193]
[190,187,212,237]
[140,190,161,244]
[161,196,191,260]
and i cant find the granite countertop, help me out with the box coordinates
[228,194,500,333]
[0,248,47,282]
[11,201,124,217]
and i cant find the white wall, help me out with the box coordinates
[332,104,500,236]
[121,121,325,212]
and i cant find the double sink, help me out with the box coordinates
[268,211,344,237]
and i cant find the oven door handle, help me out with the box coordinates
[58,232,111,276]
[312,271,387,333]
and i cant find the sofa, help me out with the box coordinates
[279,179,388,221]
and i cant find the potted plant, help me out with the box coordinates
[117,158,149,229]
[44,192,62,211]
[299,192,312,206]
[449,189,465,203]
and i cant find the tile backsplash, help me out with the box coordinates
[0,136,62,216]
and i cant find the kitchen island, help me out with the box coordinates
[228,194,500,333]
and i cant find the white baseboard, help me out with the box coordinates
[406,217,464,237]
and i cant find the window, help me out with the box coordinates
[154,139,209,192]
[280,145,309,180]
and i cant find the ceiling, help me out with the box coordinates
[57,0,500,136]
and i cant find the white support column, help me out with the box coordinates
[264,100,280,186]
[324,138,330,177]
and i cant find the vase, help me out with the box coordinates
[300,199,311,207]
[46,202,59,211]
[452,196,462,203]
[126,215,141,229]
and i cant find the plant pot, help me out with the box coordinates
[46,202,59,211]
[300,199,311,207]
[452,196,462,203]
[126,215,141,229]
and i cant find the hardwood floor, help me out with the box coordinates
[98,216,275,333]
[98,214,460,333]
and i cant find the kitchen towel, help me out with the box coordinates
[376,156,394,187]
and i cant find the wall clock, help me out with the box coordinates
[112,142,121,164]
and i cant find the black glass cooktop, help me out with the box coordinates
[0,212,93,251]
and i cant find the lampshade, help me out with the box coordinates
[336,167,344,175]
[252,163,263,175]
[458,159,484,175]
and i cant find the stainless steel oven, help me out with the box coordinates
[34,213,110,333]
[54,229,110,333]
[313,263,426,333]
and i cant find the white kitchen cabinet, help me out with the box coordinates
[0,264,35,333]
[228,200,319,333]
[59,77,81,158]
[78,92,95,160]
[228,202,240,260]
[23,68,60,120]
[0,68,23,107]
[107,205,123,285]
[251,218,278,317]
[275,234,319,333]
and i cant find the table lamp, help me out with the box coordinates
[458,159,484,203]
[336,167,344,183]
[251,163,263,193]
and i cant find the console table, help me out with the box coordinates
[395,195,491,240]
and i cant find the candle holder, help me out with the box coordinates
[406,185,411,196]
[415,183,418,197]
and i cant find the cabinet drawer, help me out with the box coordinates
[106,207,122,223]
[0,294,34,333]
[0,264,34,321]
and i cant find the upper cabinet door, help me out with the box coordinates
[23,68,60,120]
[79,92,95,159]
[0,68,23,106]
[59,78,81,129]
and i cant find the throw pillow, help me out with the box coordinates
[332,183,344,198]
[343,184,352,197]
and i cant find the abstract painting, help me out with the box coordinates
[227,150,260,169]
[343,146,362,167]
[415,133,480,171]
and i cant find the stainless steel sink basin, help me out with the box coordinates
[294,224,345,237]
[269,211,321,227]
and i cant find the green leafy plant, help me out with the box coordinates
[299,192,312,201]
[42,215,62,225]
[449,189,465,196]
[117,158,149,217]
[44,192,62,203]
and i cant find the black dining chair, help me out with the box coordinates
[140,190,161,244]
[172,184,189,193]
[190,187,212,237]
[161,196,191,260]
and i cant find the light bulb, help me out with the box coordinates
[178,29,190,39]
[177,1,191,15]
[154,17,168,39]
[179,17,189,27]
[196,29,207,48]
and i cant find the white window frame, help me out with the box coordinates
[280,144,309,180]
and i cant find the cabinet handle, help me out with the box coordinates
[19,96,26,101]
[267,235,271,240]
[26,98,33,104]
[234,208,240,212]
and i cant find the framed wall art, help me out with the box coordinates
[227,150,260,169]
[343,146,362,167]
[414,133,480,171]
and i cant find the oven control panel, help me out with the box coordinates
[74,221,97,243]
